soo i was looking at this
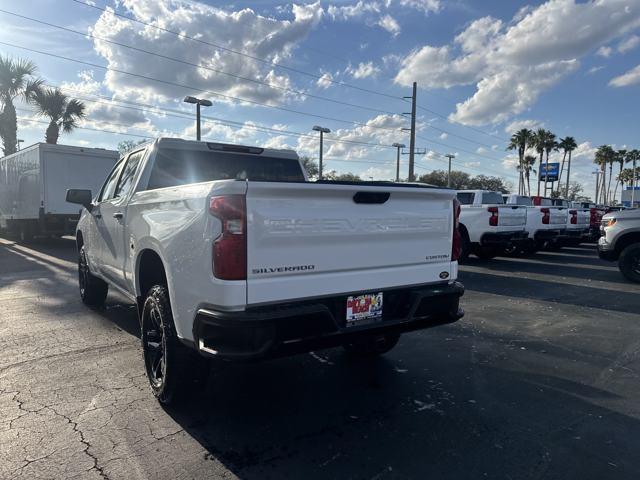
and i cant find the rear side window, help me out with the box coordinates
[146,149,305,190]
[539,198,553,206]
[114,150,144,199]
[456,192,475,205]
[552,199,569,207]
[516,196,532,206]
[482,192,504,204]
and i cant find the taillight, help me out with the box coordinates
[541,208,550,224]
[451,198,461,261]
[488,206,499,226]
[210,195,246,280]
[570,209,577,224]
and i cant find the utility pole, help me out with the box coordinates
[392,143,405,182]
[403,82,417,182]
[445,154,455,188]
[313,125,330,180]
[593,170,600,204]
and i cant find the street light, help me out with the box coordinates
[392,143,405,182]
[17,139,24,151]
[312,125,330,180]
[183,96,212,141]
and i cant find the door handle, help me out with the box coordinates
[113,212,123,220]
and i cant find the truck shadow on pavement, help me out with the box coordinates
[159,333,640,480]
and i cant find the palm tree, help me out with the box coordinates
[31,87,86,144]
[533,128,548,196]
[612,149,627,204]
[521,154,537,195]
[507,128,533,195]
[0,56,42,155]
[556,136,577,197]
[536,129,557,196]
[594,145,615,204]
[628,149,640,206]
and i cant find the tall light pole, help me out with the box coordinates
[392,143,405,182]
[17,139,24,151]
[183,96,212,141]
[313,125,330,180]
[445,153,455,187]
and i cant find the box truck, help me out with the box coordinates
[0,143,118,241]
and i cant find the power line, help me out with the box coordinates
[35,84,402,151]
[66,0,513,147]
[0,8,399,117]
[2,8,513,155]
[68,0,402,101]
[0,41,413,137]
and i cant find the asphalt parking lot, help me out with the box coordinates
[1,236,639,480]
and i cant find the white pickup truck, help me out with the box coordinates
[564,200,591,246]
[456,190,528,260]
[503,194,565,252]
[67,138,464,404]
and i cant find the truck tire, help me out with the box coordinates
[19,222,34,243]
[458,230,471,263]
[141,285,209,405]
[343,333,400,357]
[474,245,499,260]
[618,243,640,283]
[78,247,108,306]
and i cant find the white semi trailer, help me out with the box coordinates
[0,143,118,241]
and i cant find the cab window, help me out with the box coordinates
[114,150,145,199]
[98,160,125,202]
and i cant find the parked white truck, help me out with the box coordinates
[67,138,465,404]
[0,143,118,241]
[456,190,528,260]
[503,194,565,252]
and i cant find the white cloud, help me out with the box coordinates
[439,132,448,140]
[316,72,334,89]
[295,114,407,162]
[504,119,544,133]
[609,64,640,87]
[395,0,441,15]
[597,46,613,58]
[327,1,380,20]
[347,61,381,79]
[587,65,604,74]
[377,14,401,36]
[394,0,640,125]
[90,0,323,106]
[618,34,640,53]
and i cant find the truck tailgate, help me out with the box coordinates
[550,207,568,226]
[497,205,526,227]
[245,182,454,306]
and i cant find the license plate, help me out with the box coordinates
[346,292,383,326]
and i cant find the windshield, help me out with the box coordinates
[146,149,305,190]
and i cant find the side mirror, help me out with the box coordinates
[66,189,93,211]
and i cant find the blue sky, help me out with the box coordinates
[1,0,639,198]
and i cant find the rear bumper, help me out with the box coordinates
[533,229,562,241]
[560,227,589,239]
[480,230,528,246]
[191,281,465,361]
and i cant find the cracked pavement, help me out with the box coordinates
[1,236,639,479]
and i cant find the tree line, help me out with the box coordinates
[0,56,86,156]
[508,127,638,205]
